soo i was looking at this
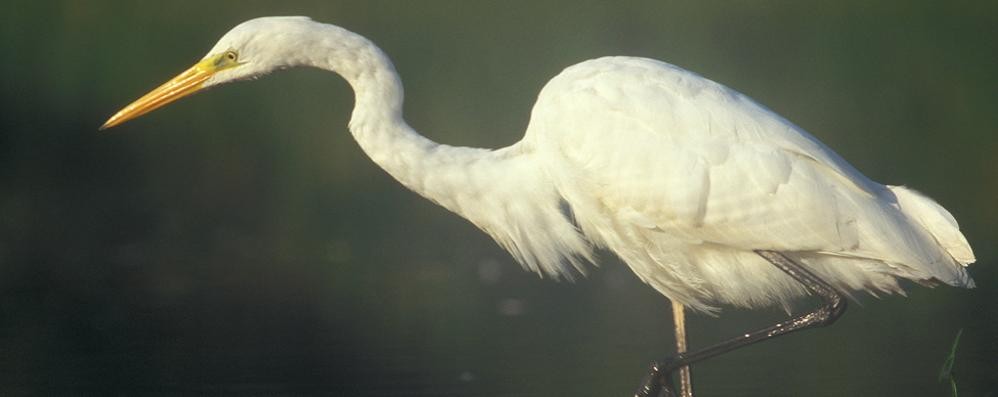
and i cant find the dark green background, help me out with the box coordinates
[2,1,995,395]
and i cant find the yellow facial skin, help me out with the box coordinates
[101,51,242,130]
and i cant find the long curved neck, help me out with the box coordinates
[297,23,498,213]
[285,21,592,279]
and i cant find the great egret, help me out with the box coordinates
[102,17,976,396]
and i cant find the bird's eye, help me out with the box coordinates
[224,51,238,61]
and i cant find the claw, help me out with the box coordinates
[635,361,679,397]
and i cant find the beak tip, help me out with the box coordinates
[99,119,115,131]
[99,112,128,131]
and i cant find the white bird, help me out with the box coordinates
[102,16,976,396]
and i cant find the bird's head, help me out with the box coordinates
[101,16,316,130]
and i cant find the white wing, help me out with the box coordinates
[525,57,973,311]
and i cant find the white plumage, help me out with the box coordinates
[104,17,976,315]
[523,57,974,312]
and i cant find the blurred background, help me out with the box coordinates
[1,1,995,395]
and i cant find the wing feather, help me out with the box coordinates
[525,57,972,309]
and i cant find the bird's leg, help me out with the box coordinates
[634,250,847,397]
[671,301,693,397]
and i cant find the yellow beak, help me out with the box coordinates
[100,56,226,130]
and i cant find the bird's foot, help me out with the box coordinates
[635,358,680,397]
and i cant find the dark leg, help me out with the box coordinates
[634,250,847,397]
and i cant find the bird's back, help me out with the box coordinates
[522,57,974,312]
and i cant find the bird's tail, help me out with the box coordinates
[888,185,976,281]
